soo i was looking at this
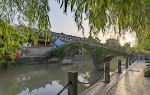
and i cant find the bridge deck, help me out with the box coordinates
[80,60,150,95]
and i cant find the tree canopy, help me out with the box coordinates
[58,0,150,52]
[0,0,50,63]
[105,38,120,48]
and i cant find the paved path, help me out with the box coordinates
[80,60,150,95]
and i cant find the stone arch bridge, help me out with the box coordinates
[45,41,129,70]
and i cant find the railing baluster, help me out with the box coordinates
[118,59,122,73]
[125,57,128,69]
[104,62,110,83]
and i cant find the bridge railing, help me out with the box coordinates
[56,56,136,95]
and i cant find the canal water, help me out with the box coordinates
[0,56,125,95]
[0,56,101,95]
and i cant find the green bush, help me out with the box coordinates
[144,67,150,77]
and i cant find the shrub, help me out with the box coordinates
[144,67,150,77]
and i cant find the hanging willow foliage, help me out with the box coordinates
[0,19,22,62]
[57,0,150,52]
[0,0,50,63]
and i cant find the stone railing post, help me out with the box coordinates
[129,57,131,65]
[118,59,122,73]
[68,71,78,95]
[104,62,110,83]
[125,57,128,69]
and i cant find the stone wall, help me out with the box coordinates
[22,47,54,57]
[18,57,47,64]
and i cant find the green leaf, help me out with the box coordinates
[85,1,89,13]
[71,0,75,11]
[64,0,69,12]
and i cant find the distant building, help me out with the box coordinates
[51,32,81,42]
[54,38,65,47]
[16,25,81,47]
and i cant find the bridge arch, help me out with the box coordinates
[46,41,128,70]
[64,43,83,58]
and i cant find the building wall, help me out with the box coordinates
[22,47,54,57]
[51,32,81,42]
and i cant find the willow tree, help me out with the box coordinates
[57,0,150,52]
[0,0,50,63]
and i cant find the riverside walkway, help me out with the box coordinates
[80,60,150,95]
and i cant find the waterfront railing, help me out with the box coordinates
[56,56,136,95]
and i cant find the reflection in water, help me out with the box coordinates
[17,74,30,82]
[0,56,124,95]
[18,81,67,95]
[78,72,90,87]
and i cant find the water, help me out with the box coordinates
[0,56,103,95]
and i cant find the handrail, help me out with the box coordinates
[56,57,135,95]
[56,81,72,95]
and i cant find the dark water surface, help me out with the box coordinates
[0,57,103,95]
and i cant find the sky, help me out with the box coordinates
[48,0,136,46]
[48,0,88,37]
